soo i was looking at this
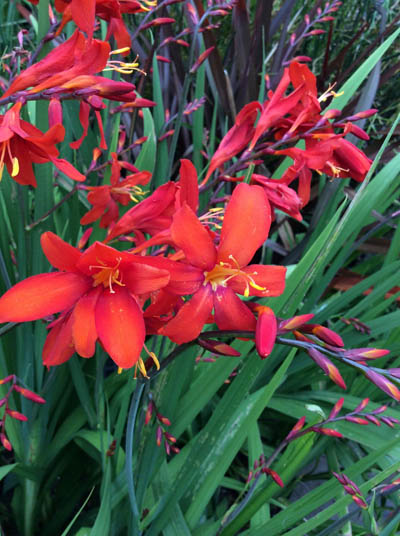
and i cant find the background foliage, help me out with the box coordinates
[0,0,400,535]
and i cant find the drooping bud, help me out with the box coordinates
[307,348,346,389]
[190,47,215,74]
[13,385,45,404]
[323,109,342,120]
[156,426,163,447]
[0,433,12,451]
[48,99,63,128]
[365,415,380,426]
[6,409,28,421]
[262,467,284,488]
[371,405,387,414]
[78,228,93,250]
[0,375,15,386]
[197,338,241,357]
[345,416,369,425]
[363,369,400,402]
[311,426,343,438]
[344,348,390,360]
[278,314,314,332]
[157,413,171,426]
[303,325,344,347]
[346,109,378,121]
[328,397,344,419]
[286,416,306,440]
[353,398,369,413]
[306,29,326,36]
[144,401,154,426]
[164,432,177,443]
[255,306,277,359]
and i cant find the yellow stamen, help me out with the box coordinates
[89,258,125,293]
[110,47,131,56]
[105,54,146,75]
[318,83,344,103]
[11,157,19,177]
[326,161,349,177]
[204,254,267,296]
[134,345,160,379]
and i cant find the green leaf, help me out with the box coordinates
[0,463,17,480]
[135,106,156,174]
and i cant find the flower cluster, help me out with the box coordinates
[0,1,386,395]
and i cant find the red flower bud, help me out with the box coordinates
[262,467,284,488]
[0,433,12,451]
[255,306,277,358]
[6,409,28,421]
[345,416,369,425]
[328,397,344,419]
[278,314,314,332]
[13,385,45,404]
[307,348,346,389]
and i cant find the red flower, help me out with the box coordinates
[201,102,261,186]
[0,232,171,369]
[276,135,372,206]
[0,102,84,186]
[81,153,151,227]
[2,30,110,98]
[55,0,157,50]
[160,183,286,343]
[251,174,302,221]
[106,159,199,243]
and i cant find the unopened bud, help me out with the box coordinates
[13,385,45,404]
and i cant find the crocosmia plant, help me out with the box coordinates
[0,1,399,534]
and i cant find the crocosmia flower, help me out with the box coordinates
[160,183,286,343]
[0,232,170,369]
[0,103,85,186]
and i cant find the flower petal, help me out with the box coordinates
[160,284,213,344]
[228,265,286,297]
[123,262,170,295]
[131,256,204,295]
[0,272,91,322]
[42,314,75,367]
[171,204,216,270]
[41,231,82,272]
[213,286,256,331]
[179,159,199,212]
[72,287,101,358]
[218,184,271,267]
[95,287,145,369]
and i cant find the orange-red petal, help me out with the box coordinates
[228,265,286,297]
[123,262,170,295]
[72,287,101,358]
[41,231,82,272]
[213,286,256,331]
[179,159,199,212]
[0,272,91,322]
[171,204,216,270]
[160,284,213,344]
[217,184,271,267]
[42,314,75,367]
[95,287,145,369]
